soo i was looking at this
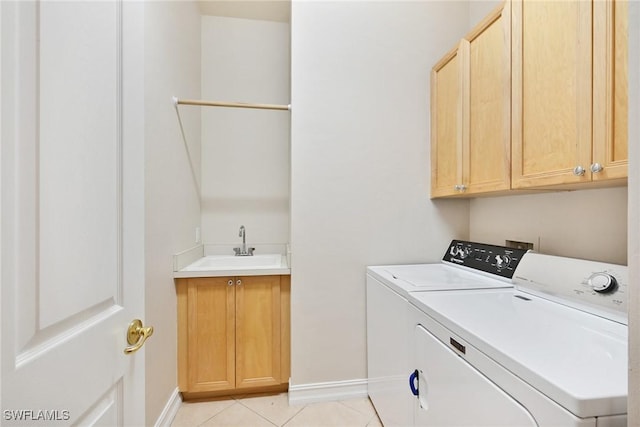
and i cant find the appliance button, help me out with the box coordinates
[495,254,511,269]
[588,272,618,294]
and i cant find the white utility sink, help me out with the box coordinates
[182,254,283,271]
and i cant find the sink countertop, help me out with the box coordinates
[173,254,290,278]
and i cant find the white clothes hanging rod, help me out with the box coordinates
[172,96,291,111]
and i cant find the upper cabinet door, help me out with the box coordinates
[431,46,463,198]
[511,0,593,188]
[430,2,511,199]
[593,0,628,181]
[461,2,511,195]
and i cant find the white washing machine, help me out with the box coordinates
[408,252,628,427]
[366,240,528,426]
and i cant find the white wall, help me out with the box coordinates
[469,188,628,264]
[144,2,201,423]
[469,0,500,24]
[200,16,290,248]
[290,1,470,387]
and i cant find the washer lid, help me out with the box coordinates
[385,264,513,288]
[367,264,512,298]
[408,288,628,418]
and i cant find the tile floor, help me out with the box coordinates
[171,393,383,427]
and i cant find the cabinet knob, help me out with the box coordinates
[228,279,234,286]
[590,163,604,173]
[459,185,467,192]
[572,165,586,176]
[236,279,242,286]
[454,184,467,192]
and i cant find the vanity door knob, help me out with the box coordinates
[236,279,242,286]
[228,279,234,286]
[572,165,586,176]
[590,163,604,173]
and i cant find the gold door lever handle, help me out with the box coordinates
[124,319,154,355]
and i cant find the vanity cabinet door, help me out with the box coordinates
[235,275,282,388]
[178,277,236,393]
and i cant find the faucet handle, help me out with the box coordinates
[233,247,254,256]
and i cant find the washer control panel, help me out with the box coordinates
[442,240,529,279]
[513,252,628,322]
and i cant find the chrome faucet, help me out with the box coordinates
[234,225,254,256]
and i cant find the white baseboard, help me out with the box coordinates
[154,387,182,427]
[288,379,368,406]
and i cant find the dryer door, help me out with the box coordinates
[413,324,537,426]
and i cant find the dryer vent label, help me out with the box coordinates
[450,337,466,354]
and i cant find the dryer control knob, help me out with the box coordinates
[588,273,618,294]
[495,254,511,269]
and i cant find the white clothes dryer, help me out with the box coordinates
[407,253,628,427]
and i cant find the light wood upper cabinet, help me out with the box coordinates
[511,0,592,188]
[177,275,290,398]
[462,2,511,195]
[511,0,627,188]
[432,0,627,197]
[430,3,510,198]
[430,46,462,198]
[593,0,628,181]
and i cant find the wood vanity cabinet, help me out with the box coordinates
[430,3,511,198]
[511,0,627,189]
[176,275,290,398]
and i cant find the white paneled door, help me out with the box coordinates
[1,1,145,426]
